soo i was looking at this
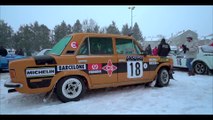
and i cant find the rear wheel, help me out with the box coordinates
[156,68,170,87]
[55,76,86,103]
[193,62,207,74]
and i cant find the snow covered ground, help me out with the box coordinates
[0,70,212,114]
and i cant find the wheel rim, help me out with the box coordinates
[195,63,205,74]
[161,70,169,84]
[62,78,82,99]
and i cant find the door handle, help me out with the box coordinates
[78,60,87,63]
[119,59,126,62]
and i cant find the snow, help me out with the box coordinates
[0,70,213,114]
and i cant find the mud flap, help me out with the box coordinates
[43,85,55,103]
[149,77,157,87]
[145,76,157,87]
[169,69,174,80]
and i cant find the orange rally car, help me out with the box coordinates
[5,33,174,103]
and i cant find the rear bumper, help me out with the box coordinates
[4,80,23,88]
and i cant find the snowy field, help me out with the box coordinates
[0,70,212,115]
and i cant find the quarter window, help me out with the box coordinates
[89,37,113,55]
[116,38,138,55]
[78,38,89,55]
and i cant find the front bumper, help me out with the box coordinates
[4,80,23,88]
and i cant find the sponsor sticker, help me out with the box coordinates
[149,61,159,65]
[149,58,157,62]
[71,42,78,49]
[26,67,55,78]
[102,60,117,77]
[126,56,143,61]
[143,63,148,69]
[88,64,102,74]
[57,64,86,71]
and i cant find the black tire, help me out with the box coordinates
[156,68,170,87]
[55,76,86,103]
[193,62,207,74]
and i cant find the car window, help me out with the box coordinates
[78,38,89,55]
[116,38,137,55]
[49,36,72,55]
[89,37,113,55]
[201,45,213,53]
[133,42,142,54]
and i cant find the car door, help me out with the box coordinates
[76,37,117,85]
[115,38,150,83]
[175,51,187,68]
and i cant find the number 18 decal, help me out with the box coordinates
[127,61,143,78]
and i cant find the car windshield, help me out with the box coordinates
[201,45,213,53]
[49,36,72,55]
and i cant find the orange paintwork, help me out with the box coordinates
[8,33,173,94]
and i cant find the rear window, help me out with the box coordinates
[201,45,213,53]
[49,36,72,55]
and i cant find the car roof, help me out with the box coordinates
[68,33,134,39]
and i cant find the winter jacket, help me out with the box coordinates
[185,41,198,59]
[152,47,158,55]
[145,46,152,55]
[158,43,171,57]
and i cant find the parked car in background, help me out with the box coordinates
[36,49,51,56]
[169,45,213,74]
[0,49,26,72]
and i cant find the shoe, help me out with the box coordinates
[188,71,192,76]
[190,70,195,76]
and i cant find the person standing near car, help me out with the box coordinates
[0,46,8,56]
[152,46,158,56]
[183,37,198,76]
[158,38,171,57]
[145,44,152,55]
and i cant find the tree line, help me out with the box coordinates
[0,19,144,56]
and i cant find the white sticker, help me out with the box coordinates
[57,64,86,71]
[26,67,55,78]
[127,61,143,78]
[71,42,78,49]
[143,63,148,69]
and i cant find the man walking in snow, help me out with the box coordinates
[183,37,198,76]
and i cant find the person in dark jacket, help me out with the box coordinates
[145,44,152,55]
[157,38,171,57]
[0,46,8,56]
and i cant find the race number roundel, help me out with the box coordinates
[127,61,143,78]
[71,42,78,49]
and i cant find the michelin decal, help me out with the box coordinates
[26,67,55,78]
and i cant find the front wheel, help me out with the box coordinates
[193,62,207,74]
[155,68,170,87]
[55,76,86,103]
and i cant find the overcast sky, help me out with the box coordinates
[0,5,213,39]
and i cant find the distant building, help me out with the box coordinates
[168,30,198,48]
[142,30,213,49]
